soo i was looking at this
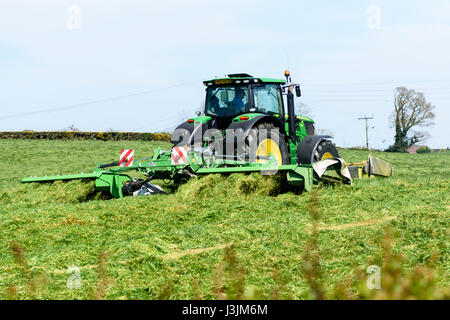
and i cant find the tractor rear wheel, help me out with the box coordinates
[313,140,340,162]
[245,123,290,165]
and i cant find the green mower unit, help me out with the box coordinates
[21,71,393,198]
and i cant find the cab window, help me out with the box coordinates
[205,86,249,117]
[253,84,283,115]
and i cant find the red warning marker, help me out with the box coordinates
[171,146,187,165]
[119,149,134,167]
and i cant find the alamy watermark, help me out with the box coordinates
[66,5,81,30]
[66,265,81,290]
[366,3,381,30]
[366,265,381,290]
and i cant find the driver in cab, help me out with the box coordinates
[232,89,247,113]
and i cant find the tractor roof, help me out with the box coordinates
[203,74,286,86]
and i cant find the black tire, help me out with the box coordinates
[244,122,290,165]
[313,140,340,162]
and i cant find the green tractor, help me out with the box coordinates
[24,71,396,198]
[171,71,340,166]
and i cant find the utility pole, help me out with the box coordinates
[358,116,374,149]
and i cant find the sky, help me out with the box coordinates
[0,0,449,149]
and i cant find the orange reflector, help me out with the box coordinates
[187,119,194,123]
[284,70,290,76]
[239,116,249,121]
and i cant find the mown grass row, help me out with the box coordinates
[0,140,448,299]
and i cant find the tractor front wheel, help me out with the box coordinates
[313,140,340,162]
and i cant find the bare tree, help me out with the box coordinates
[388,87,435,152]
[296,101,313,118]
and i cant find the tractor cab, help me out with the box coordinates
[203,74,286,120]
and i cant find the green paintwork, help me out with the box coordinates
[94,172,133,199]
[231,113,263,122]
[285,115,314,123]
[21,170,133,199]
[203,77,285,86]
[288,140,299,164]
[283,115,315,163]
[296,115,314,122]
[284,119,306,157]
[188,115,212,124]
[21,172,101,183]
[286,166,314,192]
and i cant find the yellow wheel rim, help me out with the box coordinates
[321,152,334,160]
[256,138,282,165]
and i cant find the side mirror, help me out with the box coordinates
[295,85,301,97]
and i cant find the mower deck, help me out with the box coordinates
[21,147,357,198]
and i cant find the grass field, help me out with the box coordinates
[0,139,448,299]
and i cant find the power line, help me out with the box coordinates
[306,93,395,97]
[304,95,450,99]
[305,79,450,87]
[0,80,200,120]
[305,87,450,94]
[130,113,180,132]
[2,77,448,122]
[303,95,450,101]
[302,98,394,101]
